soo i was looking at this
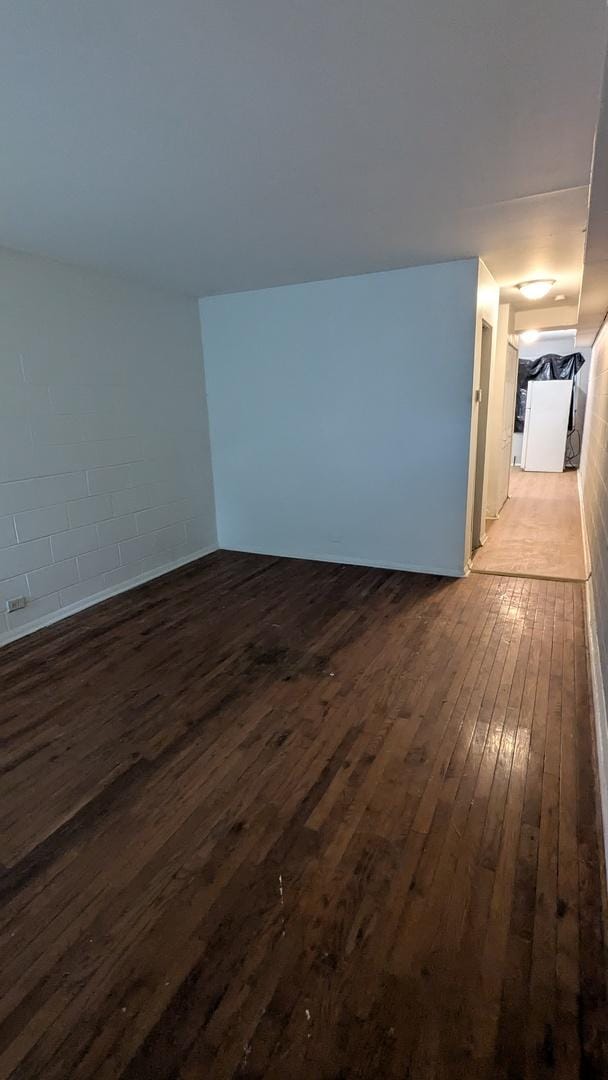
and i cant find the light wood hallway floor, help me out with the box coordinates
[0,550,606,1078]
[472,468,587,582]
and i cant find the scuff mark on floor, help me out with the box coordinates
[279,873,286,936]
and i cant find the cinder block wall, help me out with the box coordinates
[0,248,216,639]
[581,319,608,705]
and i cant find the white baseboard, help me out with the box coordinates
[0,544,218,649]
[223,544,466,579]
[487,492,509,521]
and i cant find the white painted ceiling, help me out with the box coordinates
[1,1,607,302]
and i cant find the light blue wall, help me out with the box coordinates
[200,259,479,576]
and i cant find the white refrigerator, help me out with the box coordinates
[521,379,572,472]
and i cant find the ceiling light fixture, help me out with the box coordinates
[520,329,541,344]
[516,279,556,301]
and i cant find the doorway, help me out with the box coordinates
[471,330,588,581]
[472,321,493,550]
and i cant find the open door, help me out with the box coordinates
[472,322,493,550]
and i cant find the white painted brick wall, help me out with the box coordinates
[50,525,99,561]
[14,504,69,542]
[96,515,137,546]
[0,248,217,639]
[28,558,79,597]
[581,323,608,707]
[77,544,120,581]
[67,494,113,528]
[0,516,17,548]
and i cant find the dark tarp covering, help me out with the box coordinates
[515,351,586,433]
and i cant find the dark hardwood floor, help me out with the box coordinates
[0,550,606,1078]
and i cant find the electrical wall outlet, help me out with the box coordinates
[6,597,27,613]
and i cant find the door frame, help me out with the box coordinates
[471,320,494,551]
[504,340,519,501]
[464,260,500,570]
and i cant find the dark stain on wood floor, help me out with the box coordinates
[0,550,606,1078]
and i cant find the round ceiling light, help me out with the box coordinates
[520,329,541,344]
[516,279,556,301]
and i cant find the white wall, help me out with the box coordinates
[580,319,608,865]
[463,262,500,558]
[512,432,524,467]
[572,345,592,467]
[518,333,575,361]
[201,258,481,577]
[485,303,513,518]
[580,320,608,673]
[0,247,216,641]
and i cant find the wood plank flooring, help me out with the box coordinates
[472,468,587,582]
[0,550,606,1078]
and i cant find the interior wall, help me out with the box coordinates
[463,260,500,562]
[485,303,512,517]
[201,259,480,577]
[580,318,608,857]
[581,318,608,711]
[512,433,524,466]
[0,247,216,640]
[517,333,576,361]
[571,346,592,467]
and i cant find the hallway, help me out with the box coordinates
[472,469,587,582]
